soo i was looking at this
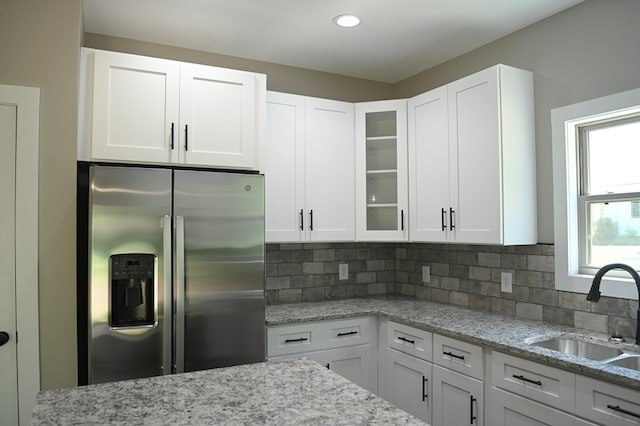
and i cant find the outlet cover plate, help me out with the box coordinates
[339,264,348,280]
[501,272,513,293]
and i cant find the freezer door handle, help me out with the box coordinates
[174,215,186,373]
[162,215,173,375]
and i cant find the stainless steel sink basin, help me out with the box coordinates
[531,337,624,361]
[605,354,640,371]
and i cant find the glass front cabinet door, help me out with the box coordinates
[355,100,408,241]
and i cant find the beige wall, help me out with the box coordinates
[84,33,395,102]
[0,0,82,389]
[395,0,640,244]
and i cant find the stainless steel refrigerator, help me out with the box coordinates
[77,163,265,385]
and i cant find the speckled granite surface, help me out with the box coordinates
[267,297,640,390]
[32,358,424,426]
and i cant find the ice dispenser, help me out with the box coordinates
[109,254,156,327]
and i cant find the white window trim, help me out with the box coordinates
[552,87,640,299]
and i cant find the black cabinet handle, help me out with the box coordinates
[443,351,465,361]
[325,363,330,369]
[309,209,314,231]
[513,374,542,386]
[470,395,477,424]
[449,207,455,231]
[398,336,415,344]
[441,208,447,231]
[0,331,9,347]
[299,209,304,230]
[184,124,189,151]
[401,209,404,231]
[284,337,308,343]
[422,376,428,402]
[607,405,640,419]
[336,331,358,337]
[170,122,175,150]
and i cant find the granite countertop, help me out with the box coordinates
[32,358,425,426]
[266,297,640,390]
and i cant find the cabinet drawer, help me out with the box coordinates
[491,351,575,412]
[387,321,432,361]
[576,375,640,425]
[267,322,323,357]
[322,317,371,349]
[433,333,484,380]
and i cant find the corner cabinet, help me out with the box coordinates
[78,48,266,170]
[408,64,536,245]
[355,100,408,241]
[265,91,355,243]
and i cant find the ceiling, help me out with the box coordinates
[82,0,584,84]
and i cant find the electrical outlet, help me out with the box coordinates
[339,264,348,280]
[501,272,513,293]
[422,266,431,283]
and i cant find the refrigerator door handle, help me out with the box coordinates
[174,215,186,373]
[162,215,172,375]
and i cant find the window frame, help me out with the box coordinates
[552,87,640,299]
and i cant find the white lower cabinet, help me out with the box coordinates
[432,364,483,426]
[384,347,433,424]
[267,317,376,393]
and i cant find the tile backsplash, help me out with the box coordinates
[266,242,638,340]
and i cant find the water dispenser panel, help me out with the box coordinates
[109,253,156,327]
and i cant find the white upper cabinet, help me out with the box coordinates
[408,64,536,245]
[265,92,355,243]
[355,100,408,241]
[79,48,265,170]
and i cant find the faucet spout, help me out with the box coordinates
[586,263,640,345]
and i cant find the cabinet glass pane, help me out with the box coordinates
[367,206,397,230]
[366,111,396,137]
[367,173,398,204]
[366,138,397,171]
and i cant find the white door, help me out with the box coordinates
[305,97,355,241]
[91,50,180,164]
[180,63,261,169]
[0,84,40,426]
[432,365,483,426]
[448,66,501,244]
[0,103,19,426]
[265,92,306,242]
[384,348,432,424]
[408,86,450,242]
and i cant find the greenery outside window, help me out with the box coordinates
[552,88,640,299]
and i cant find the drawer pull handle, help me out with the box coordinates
[470,395,477,424]
[284,337,308,343]
[607,404,640,419]
[443,351,465,361]
[513,374,542,386]
[336,331,358,337]
[398,336,415,345]
[422,376,428,402]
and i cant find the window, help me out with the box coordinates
[578,116,640,272]
[552,88,640,299]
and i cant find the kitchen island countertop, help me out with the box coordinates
[32,357,424,425]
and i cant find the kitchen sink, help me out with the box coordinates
[605,354,640,371]
[531,337,624,361]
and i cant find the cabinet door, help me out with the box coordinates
[325,345,376,394]
[384,348,432,424]
[265,92,306,242]
[488,388,597,426]
[305,97,355,241]
[407,86,450,242]
[91,50,179,163]
[355,100,408,241]
[432,365,483,426]
[179,63,261,169]
[448,67,502,244]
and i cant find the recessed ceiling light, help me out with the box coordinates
[334,14,360,28]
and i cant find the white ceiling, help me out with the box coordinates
[83,0,584,83]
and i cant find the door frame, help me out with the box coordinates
[0,84,40,424]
